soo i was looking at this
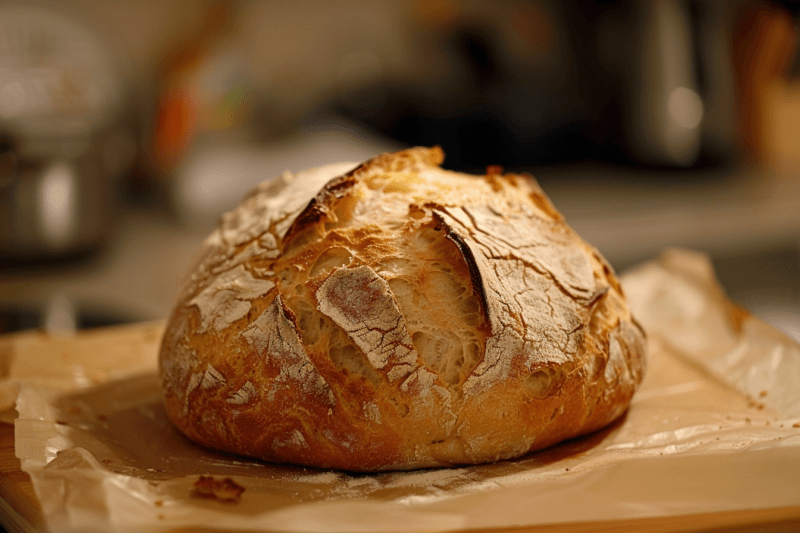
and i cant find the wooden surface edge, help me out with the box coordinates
[459,505,800,533]
[0,495,41,533]
[0,421,45,532]
[156,506,800,533]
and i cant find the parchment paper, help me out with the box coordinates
[7,249,800,533]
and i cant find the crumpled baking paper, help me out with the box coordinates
[8,249,800,533]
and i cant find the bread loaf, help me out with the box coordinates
[159,147,646,471]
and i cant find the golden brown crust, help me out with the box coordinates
[159,147,646,471]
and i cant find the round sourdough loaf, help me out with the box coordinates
[159,147,646,471]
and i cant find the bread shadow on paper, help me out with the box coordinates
[49,371,625,507]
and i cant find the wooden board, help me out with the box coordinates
[0,421,45,533]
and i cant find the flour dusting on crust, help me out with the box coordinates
[189,265,275,333]
[227,381,258,405]
[201,365,226,389]
[317,266,418,381]
[244,295,335,405]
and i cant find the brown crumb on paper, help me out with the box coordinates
[190,476,244,503]
[759,390,768,398]
[747,399,766,410]
[793,423,800,428]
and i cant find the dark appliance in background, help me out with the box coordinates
[335,0,759,172]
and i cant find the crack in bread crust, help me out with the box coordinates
[159,146,646,471]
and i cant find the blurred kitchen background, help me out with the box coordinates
[1,0,799,341]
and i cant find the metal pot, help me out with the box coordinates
[0,134,117,258]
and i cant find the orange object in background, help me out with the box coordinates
[149,1,245,175]
[153,84,199,172]
[733,3,799,169]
